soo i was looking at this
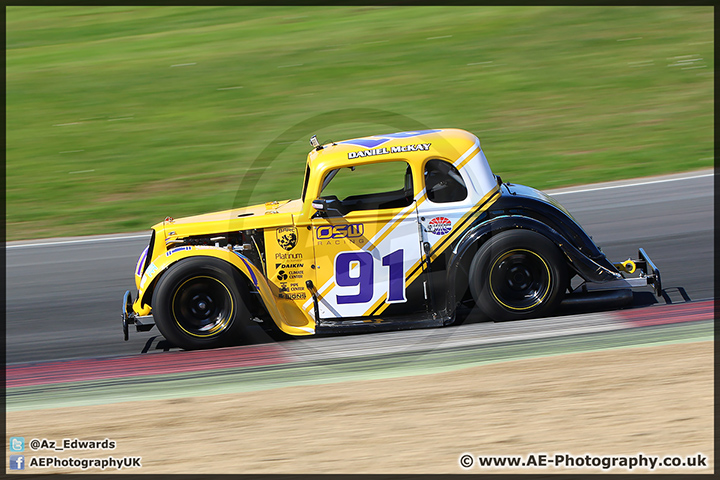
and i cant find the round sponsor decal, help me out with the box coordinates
[276,226,298,251]
[428,216,452,235]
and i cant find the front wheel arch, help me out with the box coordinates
[151,257,254,349]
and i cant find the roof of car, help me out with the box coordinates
[306,128,479,171]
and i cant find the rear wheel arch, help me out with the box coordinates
[467,229,569,321]
[446,218,573,316]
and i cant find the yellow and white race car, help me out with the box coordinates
[122,129,661,349]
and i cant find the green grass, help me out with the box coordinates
[6,6,714,241]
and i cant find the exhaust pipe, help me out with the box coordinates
[560,288,633,310]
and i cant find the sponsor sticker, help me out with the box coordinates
[279,291,307,300]
[276,226,298,251]
[428,216,452,235]
[145,264,159,278]
[275,252,303,260]
[139,263,159,288]
[316,224,364,239]
[275,262,303,269]
[165,246,192,256]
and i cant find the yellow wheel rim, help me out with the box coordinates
[171,276,234,338]
[489,249,551,311]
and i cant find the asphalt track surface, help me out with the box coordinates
[6,170,714,365]
[6,314,714,411]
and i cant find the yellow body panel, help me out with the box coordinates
[132,128,499,336]
[303,129,480,209]
[262,221,316,328]
[162,199,301,243]
[133,245,315,336]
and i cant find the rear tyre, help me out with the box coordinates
[152,257,251,350]
[469,230,568,321]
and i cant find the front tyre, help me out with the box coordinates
[469,230,568,321]
[152,257,251,350]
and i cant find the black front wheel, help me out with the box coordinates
[152,257,251,349]
[469,230,568,321]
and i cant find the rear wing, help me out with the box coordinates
[635,248,662,297]
[577,248,662,297]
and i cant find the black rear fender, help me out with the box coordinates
[445,215,622,313]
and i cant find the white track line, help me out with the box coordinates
[7,234,150,249]
[549,172,713,196]
[7,171,713,249]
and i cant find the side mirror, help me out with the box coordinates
[312,196,344,217]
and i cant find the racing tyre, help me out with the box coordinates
[469,230,568,321]
[152,257,251,350]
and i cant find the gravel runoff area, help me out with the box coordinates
[5,341,713,474]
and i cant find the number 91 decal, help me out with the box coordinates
[334,250,406,305]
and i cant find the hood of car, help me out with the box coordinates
[156,198,303,239]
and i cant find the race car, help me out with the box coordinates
[122,128,661,350]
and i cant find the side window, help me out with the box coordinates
[424,159,467,203]
[320,161,413,213]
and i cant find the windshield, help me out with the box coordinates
[320,168,340,194]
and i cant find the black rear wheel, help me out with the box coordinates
[152,257,251,349]
[469,230,568,321]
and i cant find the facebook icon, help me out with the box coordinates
[10,455,25,470]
